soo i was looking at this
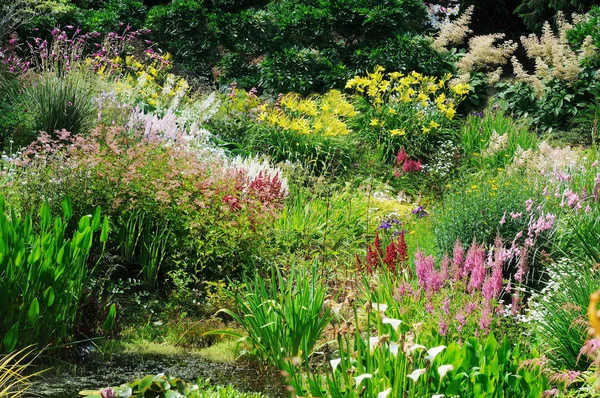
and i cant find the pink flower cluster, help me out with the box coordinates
[394,148,422,177]
[1,25,154,75]
[398,239,509,337]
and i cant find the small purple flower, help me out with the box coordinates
[412,206,428,218]
[378,220,392,230]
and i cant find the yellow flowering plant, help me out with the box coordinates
[94,53,190,114]
[346,66,468,163]
[249,90,358,175]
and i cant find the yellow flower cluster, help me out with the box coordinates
[257,90,356,136]
[346,66,466,120]
[96,53,190,111]
[346,66,469,136]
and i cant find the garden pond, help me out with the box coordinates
[27,351,285,397]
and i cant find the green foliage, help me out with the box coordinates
[0,197,108,352]
[275,187,368,264]
[352,34,453,79]
[247,125,356,176]
[78,0,146,32]
[80,375,266,398]
[516,0,595,31]
[145,0,220,74]
[258,47,350,95]
[567,6,600,68]
[460,107,538,171]
[497,70,600,131]
[142,0,436,93]
[433,170,543,252]
[19,71,96,138]
[213,264,332,371]
[118,210,171,286]
[289,270,548,397]
[527,254,600,371]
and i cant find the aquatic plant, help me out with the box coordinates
[0,197,108,352]
[80,375,266,398]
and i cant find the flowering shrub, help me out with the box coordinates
[346,66,467,163]
[248,90,358,175]
[97,52,191,115]
[3,126,287,281]
[497,12,600,130]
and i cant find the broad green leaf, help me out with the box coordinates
[62,197,72,221]
[44,286,55,307]
[28,298,40,325]
[3,323,19,352]
[100,216,110,243]
[138,375,154,392]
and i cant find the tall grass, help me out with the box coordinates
[21,71,96,136]
[276,188,368,265]
[531,201,600,370]
[213,263,332,375]
[0,197,108,352]
[118,211,171,286]
[0,347,45,397]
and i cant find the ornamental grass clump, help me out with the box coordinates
[213,263,332,383]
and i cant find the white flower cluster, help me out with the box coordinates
[422,140,458,178]
[481,131,508,158]
[229,155,289,195]
[426,2,460,30]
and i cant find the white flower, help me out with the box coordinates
[425,346,446,362]
[389,342,399,356]
[407,368,427,382]
[382,317,402,332]
[408,344,426,353]
[354,373,372,385]
[432,395,445,398]
[330,358,341,372]
[371,303,388,314]
[369,336,380,353]
[378,388,392,398]
[437,364,454,379]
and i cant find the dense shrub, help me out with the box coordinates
[258,47,350,95]
[145,0,220,74]
[77,0,147,33]
[516,0,595,31]
[351,33,453,77]
[5,126,287,282]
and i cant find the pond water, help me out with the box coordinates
[27,352,286,397]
